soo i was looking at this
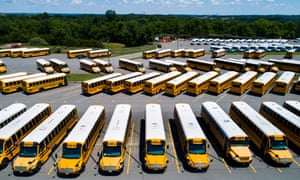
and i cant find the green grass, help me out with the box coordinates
[66,73,104,82]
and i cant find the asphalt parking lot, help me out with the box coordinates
[0,41,299,180]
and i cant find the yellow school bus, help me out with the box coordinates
[214,58,247,72]
[294,76,300,92]
[143,49,159,59]
[67,48,92,59]
[99,104,132,173]
[0,49,11,58]
[22,48,50,58]
[255,49,266,59]
[0,72,27,81]
[0,60,7,73]
[81,73,121,95]
[260,101,300,149]
[155,49,171,59]
[186,58,219,72]
[93,59,114,73]
[22,73,67,94]
[250,72,276,96]
[0,103,27,129]
[211,48,225,58]
[165,60,192,72]
[149,59,177,72]
[187,71,219,95]
[88,49,111,58]
[207,71,239,94]
[243,49,256,59]
[189,49,205,58]
[230,71,258,95]
[0,103,51,168]
[174,103,210,171]
[125,72,161,94]
[36,59,54,74]
[284,49,295,59]
[171,49,185,57]
[79,59,101,73]
[57,105,106,175]
[144,71,182,95]
[0,73,47,94]
[201,101,252,165]
[106,72,143,93]
[272,71,295,94]
[10,48,27,58]
[230,101,293,165]
[144,104,168,171]
[13,105,78,174]
[49,58,70,73]
[269,58,300,72]
[119,58,146,73]
[165,71,199,96]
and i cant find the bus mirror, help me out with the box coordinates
[167,160,169,163]
[167,145,169,149]
[208,144,210,148]
[210,159,213,162]
[97,152,100,157]
[55,154,58,159]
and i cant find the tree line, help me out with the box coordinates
[0,11,300,47]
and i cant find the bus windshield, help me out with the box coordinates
[138,64,144,68]
[103,145,121,157]
[20,146,37,157]
[271,140,287,150]
[0,140,3,154]
[147,142,165,155]
[188,141,206,154]
[231,139,249,146]
[61,64,68,68]
[62,146,81,159]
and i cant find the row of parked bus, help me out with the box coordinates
[36,58,71,74]
[81,70,300,96]
[0,72,67,94]
[67,48,111,59]
[143,48,205,59]
[0,48,50,58]
[0,101,299,175]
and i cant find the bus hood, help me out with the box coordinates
[269,150,293,164]
[144,155,167,170]
[186,154,210,169]
[13,157,38,172]
[57,159,82,174]
[229,146,252,163]
[100,156,122,168]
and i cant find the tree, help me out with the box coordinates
[105,10,117,21]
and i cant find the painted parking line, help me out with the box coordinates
[167,122,181,174]
[249,163,257,173]
[126,123,135,175]
[276,167,282,173]
[221,158,232,173]
[47,155,61,176]
[293,159,300,167]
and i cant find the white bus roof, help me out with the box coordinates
[23,73,66,83]
[83,73,122,84]
[22,105,76,144]
[247,59,273,66]
[63,105,105,144]
[232,71,258,84]
[0,103,27,127]
[254,72,276,85]
[214,58,245,65]
[175,103,206,140]
[10,48,27,52]
[193,48,205,52]
[210,71,239,84]
[167,71,198,86]
[68,49,92,53]
[145,104,166,140]
[1,73,47,83]
[202,101,248,138]
[157,49,171,53]
[187,58,215,65]
[165,60,188,66]
[102,104,131,142]
[79,59,97,66]
[275,71,295,83]
[189,71,219,84]
[93,59,111,65]
[107,72,143,83]
[88,49,109,53]
[119,58,142,65]
[0,72,28,81]
[146,71,182,85]
[231,101,284,135]
[284,100,300,114]
[171,49,185,53]
[262,102,300,129]
[49,58,67,65]
[149,59,174,66]
[0,103,50,139]
[36,59,51,65]
[125,72,161,84]
[269,59,300,65]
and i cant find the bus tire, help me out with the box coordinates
[36,161,42,172]
[1,158,9,168]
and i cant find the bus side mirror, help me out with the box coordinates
[167,160,169,163]
[167,145,169,149]
[55,154,58,159]
[208,144,210,148]
[210,159,213,162]
[97,152,100,157]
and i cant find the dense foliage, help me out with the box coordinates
[0,12,299,47]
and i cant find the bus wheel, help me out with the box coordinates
[80,163,85,172]
[1,158,9,168]
[36,162,42,172]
